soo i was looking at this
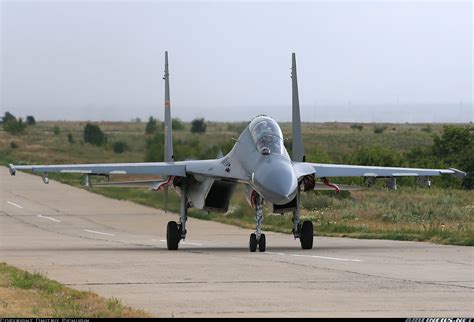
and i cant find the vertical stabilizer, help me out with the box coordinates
[164,51,174,163]
[163,51,173,213]
[291,53,305,162]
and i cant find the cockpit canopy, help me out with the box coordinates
[249,116,284,155]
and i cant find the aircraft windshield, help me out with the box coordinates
[249,117,284,155]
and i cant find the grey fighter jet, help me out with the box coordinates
[8,52,466,252]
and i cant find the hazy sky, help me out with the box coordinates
[1,0,473,122]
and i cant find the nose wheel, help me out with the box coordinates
[249,233,266,252]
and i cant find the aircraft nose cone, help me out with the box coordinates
[254,161,298,205]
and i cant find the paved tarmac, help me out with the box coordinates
[1,167,473,317]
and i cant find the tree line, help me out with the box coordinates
[1,112,36,134]
[3,111,471,189]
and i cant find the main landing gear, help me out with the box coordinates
[292,212,314,249]
[166,188,188,250]
[249,193,266,252]
[167,187,313,251]
[292,189,314,250]
[248,190,314,252]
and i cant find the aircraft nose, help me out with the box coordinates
[254,161,298,205]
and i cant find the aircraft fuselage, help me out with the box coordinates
[228,115,298,205]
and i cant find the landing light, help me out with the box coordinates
[261,147,271,155]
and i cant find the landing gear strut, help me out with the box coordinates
[166,186,188,250]
[249,193,266,252]
[292,189,314,250]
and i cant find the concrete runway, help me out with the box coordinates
[1,167,473,317]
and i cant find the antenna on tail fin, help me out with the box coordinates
[163,51,174,212]
[291,53,305,162]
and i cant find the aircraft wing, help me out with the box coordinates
[91,179,166,189]
[8,162,186,177]
[293,162,466,179]
[313,182,365,191]
[8,158,249,181]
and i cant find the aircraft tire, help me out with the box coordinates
[167,221,180,250]
[249,233,257,252]
[258,233,266,252]
[300,220,313,250]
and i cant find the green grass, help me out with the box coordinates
[0,121,446,165]
[0,262,150,317]
[1,121,472,246]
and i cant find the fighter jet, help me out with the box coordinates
[8,52,466,252]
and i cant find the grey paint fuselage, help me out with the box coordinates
[215,115,297,205]
[184,115,297,206]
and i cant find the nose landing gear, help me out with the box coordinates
[249,193,266,252]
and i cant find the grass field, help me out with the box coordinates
[1,120,445,164]
[1,120,473,245]
[0,262,149,317]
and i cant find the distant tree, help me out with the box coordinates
[421,125,432,133]
[432,126,472,161]
[53,125,60,135]
[1,111,16,124]
[145,133,164,161]
[405,146,434,168]
[406,126,473,189]
[83,123,107,146]
[67,133,75,144]
[172,118,185,131]
[10,141,19,149]
[350,124,363,131]
[305,148,333,164]
[133,117,142,123]
[191,118,207,133]
[349,145,402,167]
[26,116,36,126]
[3,117,26,134]
[373,126,387,134]
[113,141,127,154]
[459,144,474,190]
[145,116,158,134]
[432,126,473,189]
